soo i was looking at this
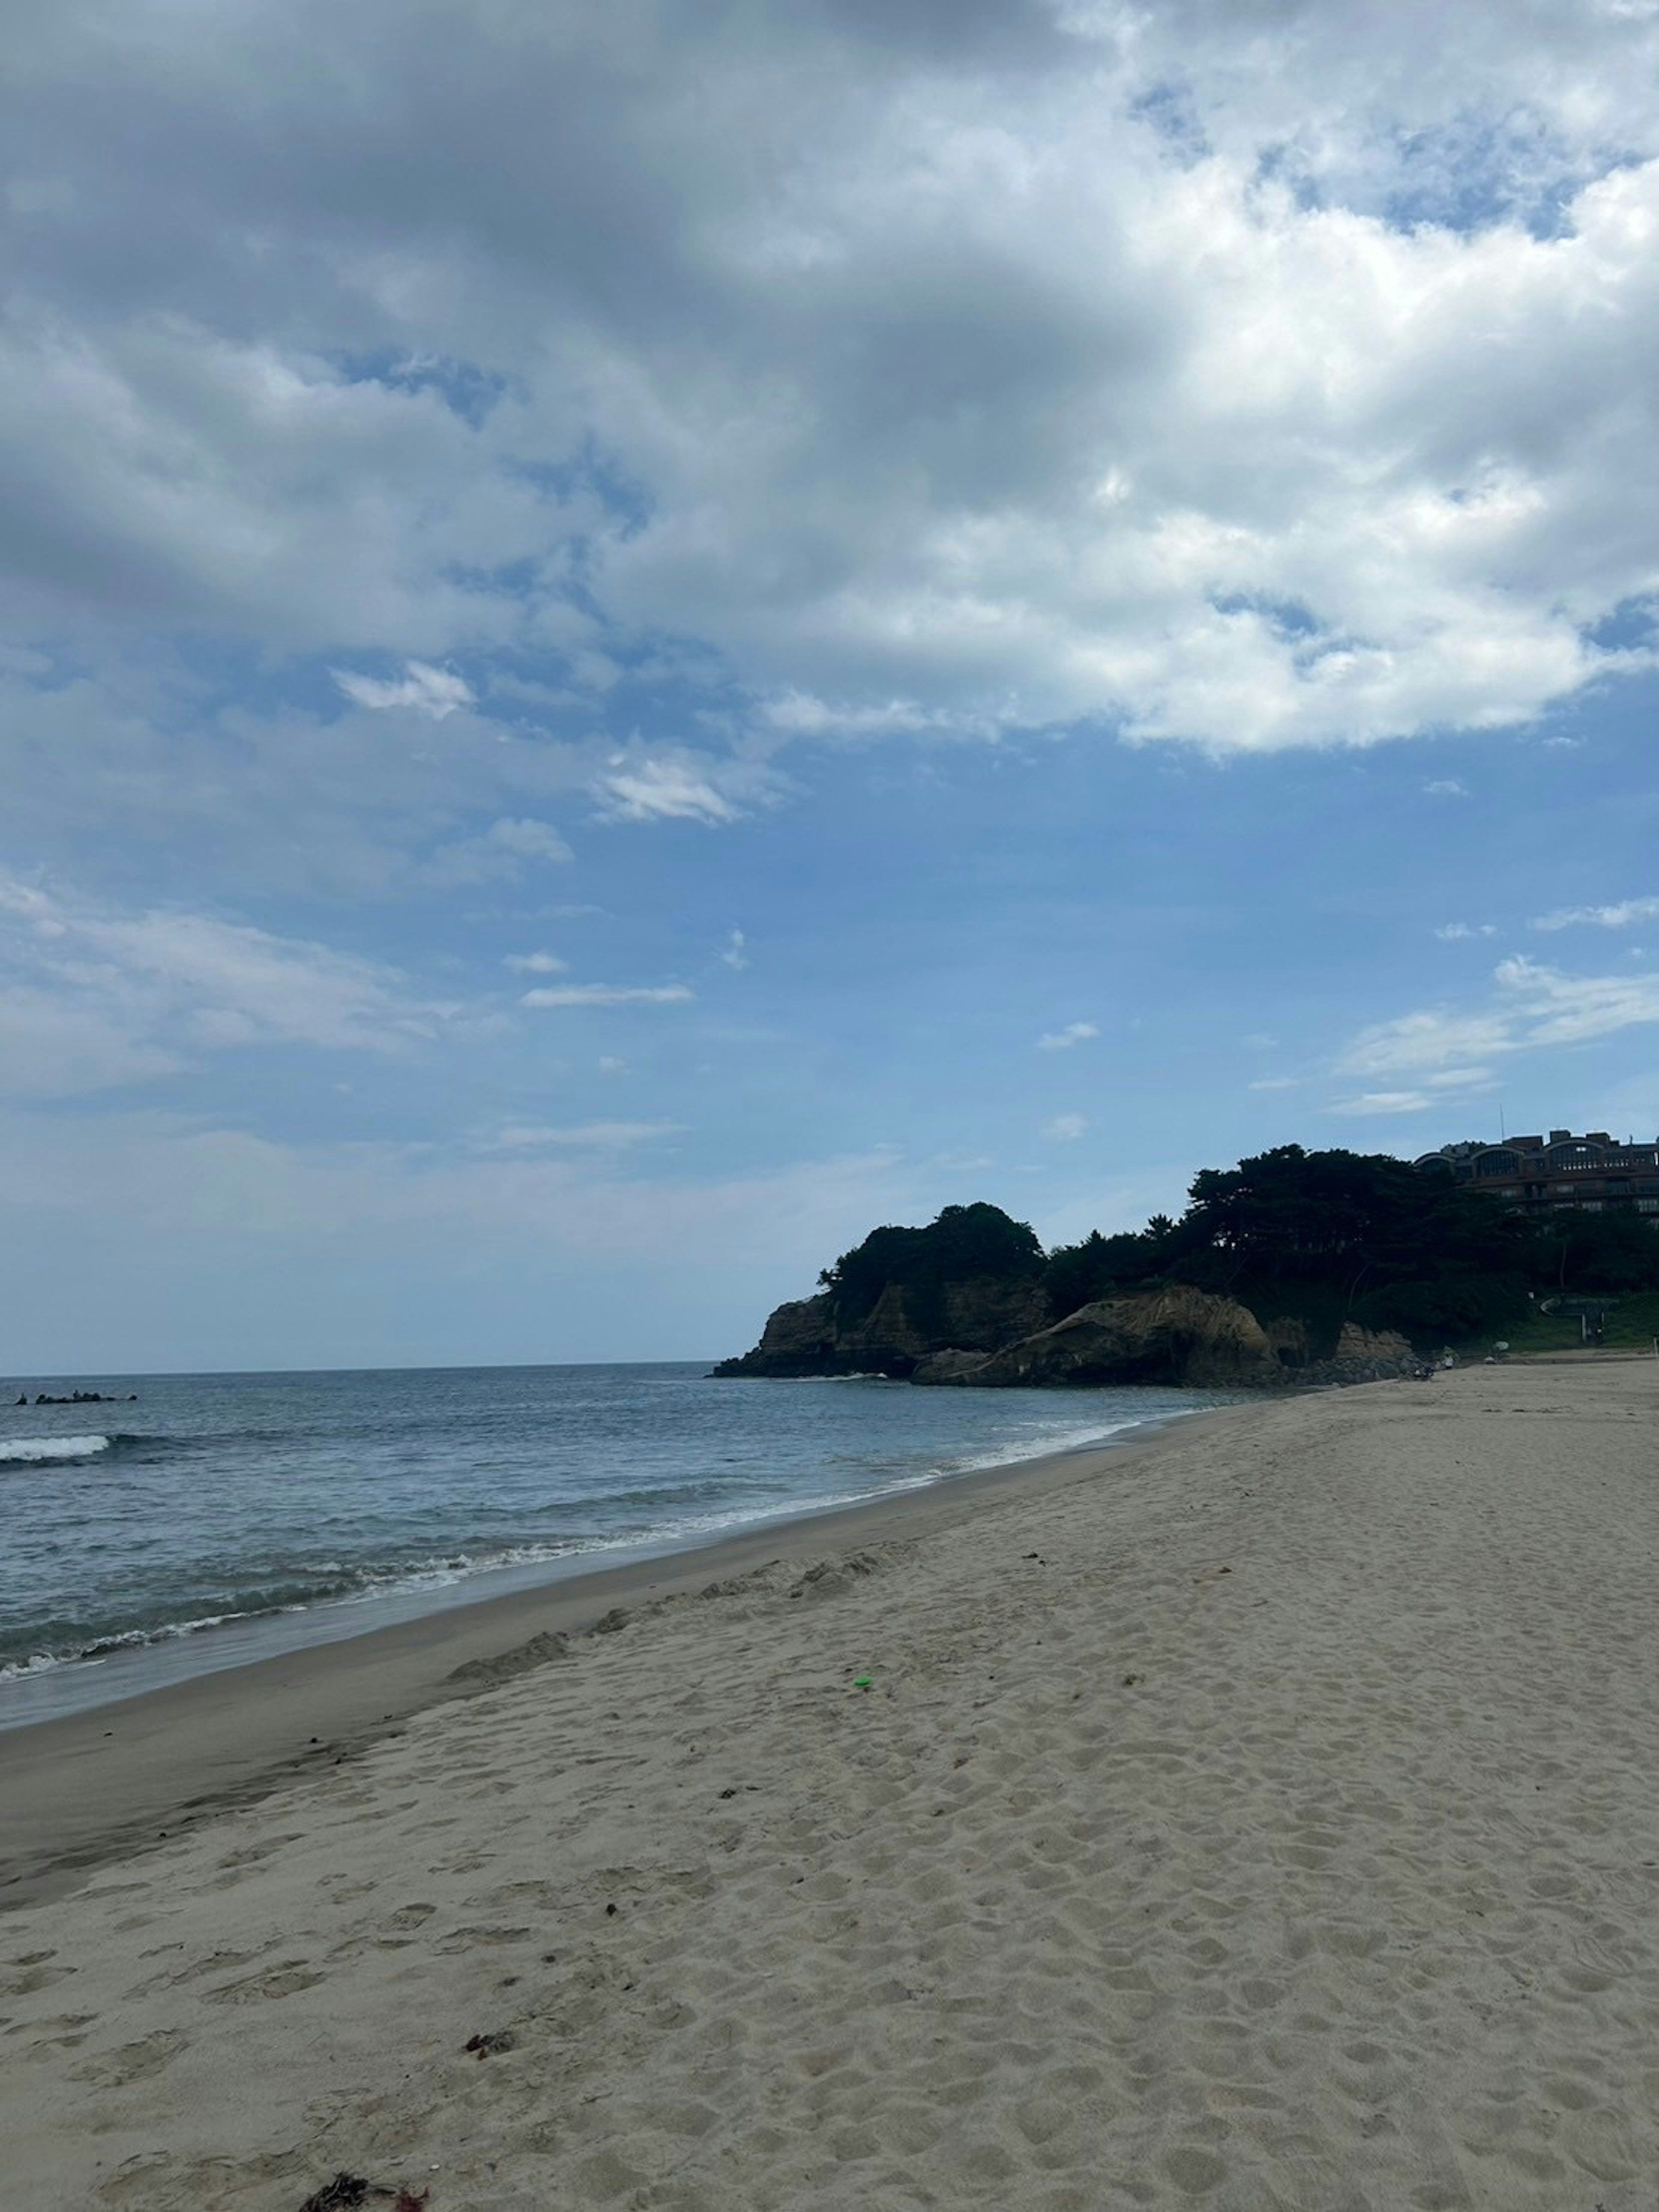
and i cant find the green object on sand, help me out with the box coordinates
[852,1675,872,1688]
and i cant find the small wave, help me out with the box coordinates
[0,1434,112,1464]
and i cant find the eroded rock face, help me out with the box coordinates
[1297,1322,1419,1386]
[709,1293,840,1378]
[713,1281,1420,1390]
[710,1277,1046,1378]
[927,1286,1287,1391]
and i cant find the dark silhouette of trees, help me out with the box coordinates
[820,1147,1659,1353]
[819,1202,1043,1325]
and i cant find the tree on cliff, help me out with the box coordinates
[1045,1145,1545,1340]
[777,1146,1659,1369]
[819,1202,1043,1325]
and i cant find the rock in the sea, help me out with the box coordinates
[929,1286,1287,1390]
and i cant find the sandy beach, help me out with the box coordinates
[4,1362,1658,2210]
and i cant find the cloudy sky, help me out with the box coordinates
[5,0,1659,1370]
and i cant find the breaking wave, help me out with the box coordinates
[0,1434,114,1464]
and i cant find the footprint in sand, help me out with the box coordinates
[202,1961,325,2004]
[73,2028,189,2086]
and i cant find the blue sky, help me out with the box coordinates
[3,0,1659,1370]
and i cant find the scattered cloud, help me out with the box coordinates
[487,1121,683,1150]
[1424,780,1470,799]
[504,951,568,974]
[761,692,960,739]
[1425,1066,1497,1090]
[0,869,442,1096]
[1042,1113,1088,1143]
[1532,896,1659,932]
[596,759,742,826]
[1037,1021,1100,1051]
[426,817,573,885]
[520,983,695,1008]
[1338,955,1659,1090]
[597,1056,627,1073]
[1248,1076,1299,1092]
[1435,922,1497,941]
[333,662,474,720]
[720,930,749,971]
[1330,1090,1437,1116]
[481,819,572,862]
[1494,955,1659,1048]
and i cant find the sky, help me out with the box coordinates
[4,0,1659,1371]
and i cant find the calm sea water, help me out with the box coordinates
[0,1364,1236,1725]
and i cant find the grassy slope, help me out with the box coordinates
[1451,1289,1659,1358]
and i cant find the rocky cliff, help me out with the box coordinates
[916,1286,1287,1389]
[716,1283,1423,1390]
[709,1275,1048,1379]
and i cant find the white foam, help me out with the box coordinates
[0,1434,111,1463]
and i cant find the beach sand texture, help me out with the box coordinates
[3,1363,1658,2210]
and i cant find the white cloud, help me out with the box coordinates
[1532,896,1659,932]
[1424,780,1470,799]
[761,691,960,738]
[7,0,1659,767]
[488,1121,682,1150]
[1042,1112,1088,1142]
[426,816,573,885]
[0,868,442,1095]
[597,1055,626,1072]
[721,929,749,970]
[1332,1090,1437,1115]
[333,661,474,719]
[520,983,694,1008]
[503,950,568,974]
[1337,953,1659,1091]
[1435,922,1497,941]
[482,818,572,861]
[1037,1020,1100,1050]
[1494,954,1659,1047]
[597,759,742,826]
[1340,1006,1513,1079]
[1425,1066,1496,1089]
[1247,1075,1299,1092]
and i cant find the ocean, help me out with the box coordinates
[0,1363,1236,1727]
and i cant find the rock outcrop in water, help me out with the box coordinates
[710,1275,1048,1381]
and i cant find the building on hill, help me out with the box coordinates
[1415,1129,1659,1219]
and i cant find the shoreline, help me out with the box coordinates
[0,1379,1233,1727]
[6,1362,1659,2208]
[0,1395,1254,1912]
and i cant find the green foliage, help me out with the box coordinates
[818,1202,1043,1326]
[817,1145,1659,1354]
[1533,1206,1659,1293]
[1042,1228,1161,1317]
